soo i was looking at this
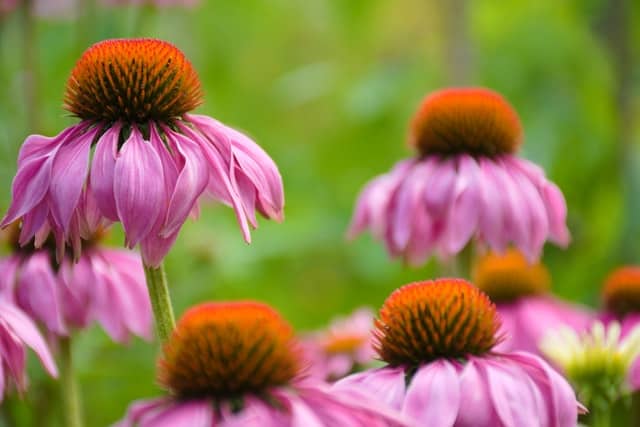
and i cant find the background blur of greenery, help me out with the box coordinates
[0,0,639,425]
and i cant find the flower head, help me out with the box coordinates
[303,308,376,381]
[541,321,640,407]
[602,266,640,317]
[0,224,151,342]
[349,87,569,265]
[1,38,284,267]
[334,279,580,427]
[471,249,592,355]
[0,298,57,400]
[116,301,409,427]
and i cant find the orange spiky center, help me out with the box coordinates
[64,38,202,123]
[158,302,301,399]
[374,279,500,365]
[602,266,640,316]
[472,249,550,302]
[322,335,366,355]
[409,88,522,157]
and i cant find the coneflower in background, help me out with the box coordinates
[472,248,592,355]
[349,88,569,266]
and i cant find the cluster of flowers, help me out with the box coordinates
[0,33,639,427]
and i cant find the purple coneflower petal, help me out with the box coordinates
[455,360,495,426]
[49,127,97,231]
[333,366,406,410]
[402,360,460,427]
[160,129,209,238]
[114,127,165,247]
[90,124,121,221]
[444,155,480,254]
[477,158,507,252]
[16,253,67,335]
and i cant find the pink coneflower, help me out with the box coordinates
[349,88,569,265]
[334,279,580,427]
[0,0,75,17]
[303,308,376,381]
[0,297,58,400]
[600,266,640,389]
[0,225,151,342]
[115,301,409,426]
[472,249,593,355]
[1,38,283,267]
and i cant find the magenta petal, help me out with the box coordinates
[402,361,460,427]
[114,128,165,248]
[333,366,406,411]
[90,124,121,221]
[0,299,57,377]
[160,129,209,237]
[455,360,496,426]
[477,158,507,251]
[49,127,96,231]
[15,253,67,335]
[143,399,213,427]
[424,157,456,217]
[113,398,172,427]
[140,229,180,268]
[443,155,480,253]
[542,182,570,246]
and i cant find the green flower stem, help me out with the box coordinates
[590,401,612,427]
[59,337,83,427]
[143,262,176,342]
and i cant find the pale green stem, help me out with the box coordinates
[143,262,176,342]
[59,337,83,427]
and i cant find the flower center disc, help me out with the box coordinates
[472,249,550,303]
[64,38,202,123]
[158,302,301,399]
[374,279,500,365]
[409,88,523,157]
[602,266,640,316]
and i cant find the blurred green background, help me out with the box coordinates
[0,0,639,425]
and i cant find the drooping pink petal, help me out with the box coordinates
[333,366,406,411]
[112,398,171,427]
[142,399,213,427]
[49,127,97,232]
[477,157,507,252]
[15,253,67,335]
[454,360,497,426]
[541,182,570,247]
[0,299,57,378]
[160,128,209,238]
[58,256,94,329]
[402,360,460,427]
[442,155,480,254]
[90,124,121,221]
[424,156,457,217]
[114,127,165,248]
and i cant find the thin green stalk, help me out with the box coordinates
[143,262,176,342]
[59,337,83,427]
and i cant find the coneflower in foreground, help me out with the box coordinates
[115,301,409,426]
[1,38,283,267]
[0,297,57,400]
[349,88,569,265]
[302,307,376,381]
[0,224,151,342]
[334,279,580,427]
[472,249,592,355]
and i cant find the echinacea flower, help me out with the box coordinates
[349,88,569,265]
[1,38,283,267]
[0,297,58,400]
[0,225,151,342]
[115,301,409,427]
[599,266,640,389]
[302,308,376,381]
[334,279,580,427]
[541,321,640,417]
[472,249,592,355]
[0,0,74,17]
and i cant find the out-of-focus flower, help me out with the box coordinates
[0,0,75,18]
[0,225,151,343]
[472,249,593,354]
[599,265,640,389]
[115,301,409,426]
[1,38,284,267]
[541,321,640,415]
[0,298,58,401]
[302,308,376,381]
[334,279,580,427]
[349,88,569,265]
